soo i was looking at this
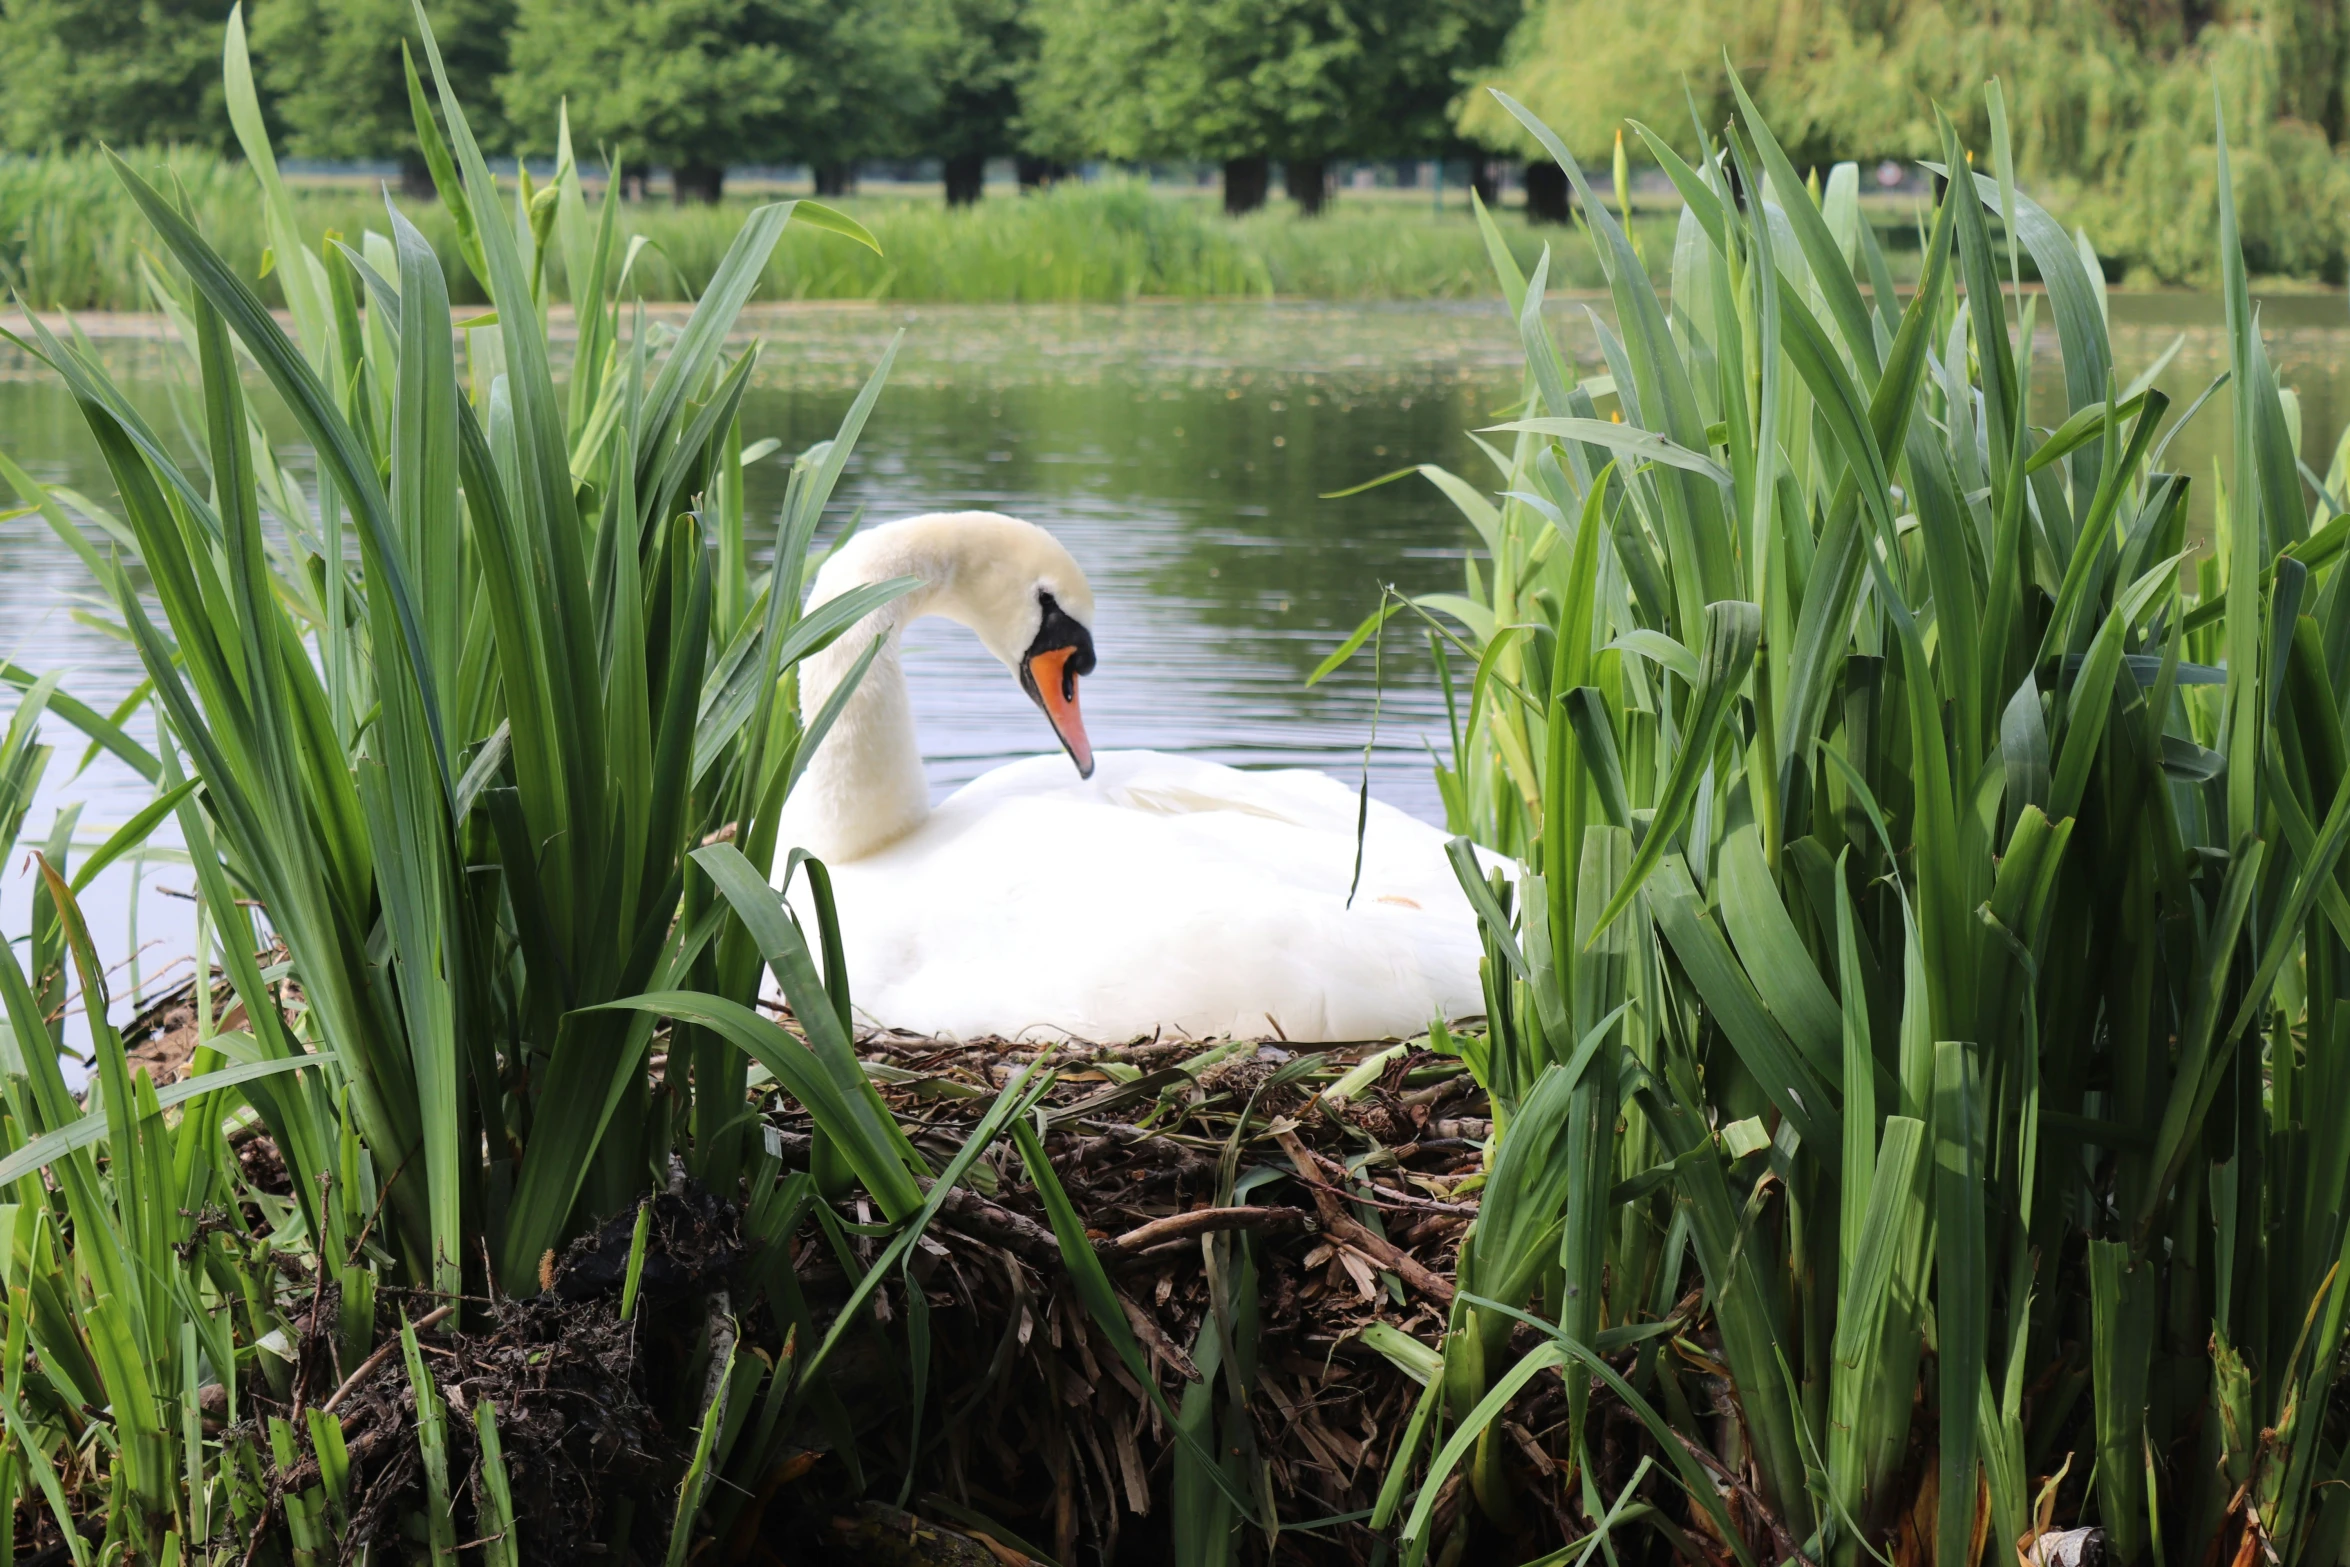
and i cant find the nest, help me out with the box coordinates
[164,1032,1670,1564]
[730,1032,1511,1566]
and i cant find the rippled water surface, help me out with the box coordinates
[3,294,2345,1025]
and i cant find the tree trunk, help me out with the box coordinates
[813,163,857,197]
[1222,155,1268,217]
[674,162,724,204]
[400,154,437,201]
[1016,156,1067,190]
[1524,161,1570,225]
[944,152,986,206]
[1469,160,1499,209]
[1284,157,1328,216]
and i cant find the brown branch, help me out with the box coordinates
[1273,1129,1454,1306]
[1116,1293,1203,1383]
[320,1303,455,1414]
[1284,1159,1480,1217]
[1098,1205,1310,1255]
[1666,1426,1812,1567]
[929,1184,1063,1266]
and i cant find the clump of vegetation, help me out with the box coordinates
[1319,66,2350,1565]
[0,150,1693,312]
[0,4,939,1556]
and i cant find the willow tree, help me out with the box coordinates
[1462,0,2350,282]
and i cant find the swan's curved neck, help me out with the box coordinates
[785,536,971,863]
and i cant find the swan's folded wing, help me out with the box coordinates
[798,762,1492,1043]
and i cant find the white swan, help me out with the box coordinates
[776,511,1491,1043]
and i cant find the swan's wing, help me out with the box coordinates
[807,753,1492,1042]
[932,750,1505,910]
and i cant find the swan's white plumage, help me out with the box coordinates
[776,511,1491,1043]
[807,751,1487,1042]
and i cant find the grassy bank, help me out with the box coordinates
[0,144,1690,310]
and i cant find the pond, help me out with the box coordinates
[2,293,2344,1031]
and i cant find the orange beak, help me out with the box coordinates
[1024,644,1094,777]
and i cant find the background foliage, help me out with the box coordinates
[0,152,1696,310]
[250,0,514,181]
[1466,0,2350,283]
[11,0,2350,277]
[499,0,934,197]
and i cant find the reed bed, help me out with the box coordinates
[1309,76,2350,1567]
[0,142,1694,312]
[2,6,2346,1564]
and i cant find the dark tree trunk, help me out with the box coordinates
[1284,157,1329,216]
[1222,155,1268,216]
[1469,160,1500,209]
[1016,156,1068,189]
[620,169,649,202]
[813,163,857,197]
[673,162,724,204]
[944,152,986,206]
[1524,161,1570,225]
[400,154,438,201]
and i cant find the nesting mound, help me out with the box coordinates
[246,1289,667,1560]
[183,1032,1566,1564]
[735,1031,1510,1565]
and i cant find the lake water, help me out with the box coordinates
[3,293,2344,1033]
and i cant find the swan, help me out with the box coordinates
[775,510,1492,1043]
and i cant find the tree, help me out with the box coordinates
[1022,0,1352,214]
[1023,0,1519,216]
[499,0,933,202]
[920,0,1038,204]
[0,0,239,151]
[1459,0,2350,282]
[251,0,514,193]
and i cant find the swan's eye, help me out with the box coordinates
[1026,591,1094,677]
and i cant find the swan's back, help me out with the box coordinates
[809,751,1490,1042]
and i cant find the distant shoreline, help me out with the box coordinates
[5,282,2341,352]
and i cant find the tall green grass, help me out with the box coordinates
[0,7,1315,1559]
[1318,74,2350,1567]
[0,6,993,1557]
[0,144,1690,311]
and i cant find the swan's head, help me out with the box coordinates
[825,510,1099,777]
[980,520,1096,778]
[1013,583,1098,778]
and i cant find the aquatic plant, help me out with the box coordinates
[1319,71,2350,1565]
[0,3,966,1555]
[0,140,1696,314]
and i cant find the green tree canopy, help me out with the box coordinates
[1461,0,2350,281]
[0,0,237,151]
[920,0,1039,202]
[1023,0,1517,212]
[498,0,933,200]
[1023,0,1357,167]
[251,0,514,181]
